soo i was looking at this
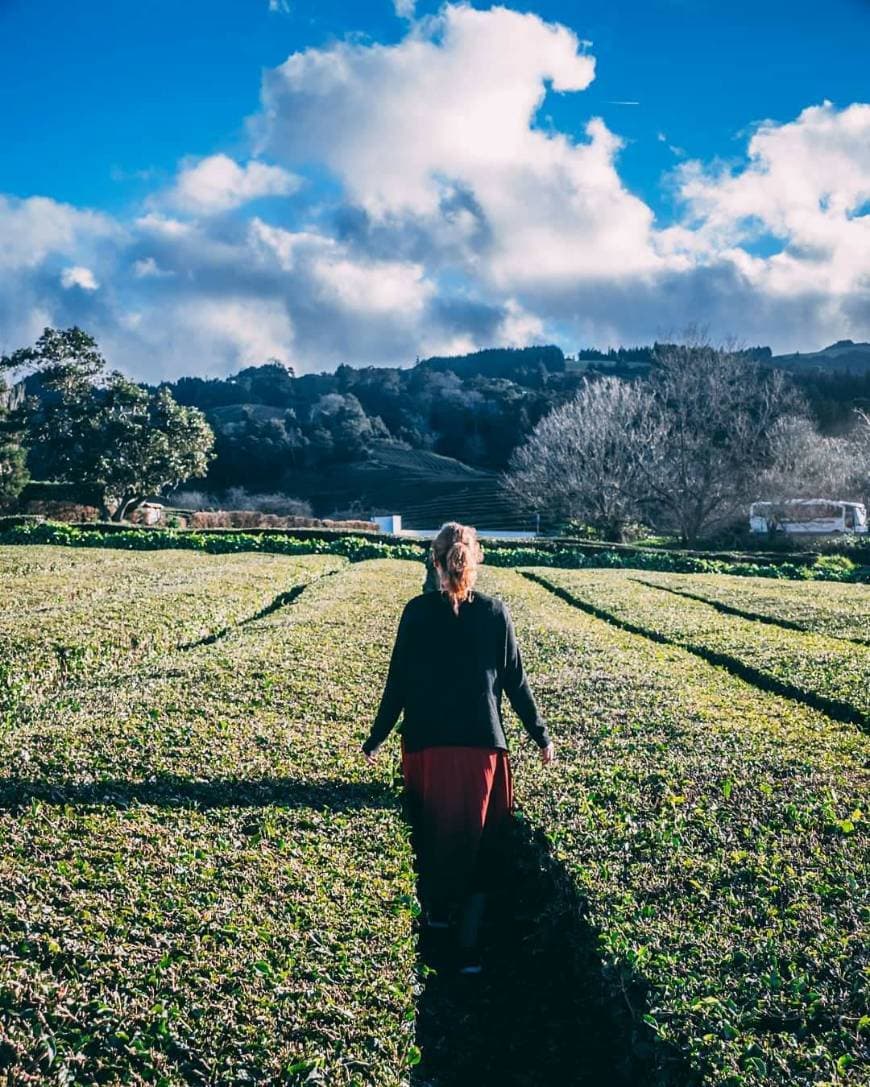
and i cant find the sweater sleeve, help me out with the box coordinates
[363,604,412,754]
[502,606,551,749]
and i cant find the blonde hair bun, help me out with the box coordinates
[431,522,483,613]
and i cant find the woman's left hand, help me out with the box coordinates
[362,745,379,763]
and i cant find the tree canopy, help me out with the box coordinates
[2,327,215,520]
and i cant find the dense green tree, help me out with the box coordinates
[230,360,296,407]
[2,327,215,521]
[90,378,216,520]
[12,331,868,521]
[308,393,389,464]
[208,409,307,490]
[0,380,29,508]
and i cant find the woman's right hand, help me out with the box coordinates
[539,742,555,765]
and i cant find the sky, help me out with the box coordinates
[1,0,869,381]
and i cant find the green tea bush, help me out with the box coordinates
[526,568,869,727]
[633,572,870,646]
[0,546,343,717]
[0,560,422,1085]
[3,551,868,1084]
[481,566,869,1087]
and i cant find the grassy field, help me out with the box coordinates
[0,547,346,721]
[0,548,867,1086]
[524,569,869,727]
[630,572,870,646]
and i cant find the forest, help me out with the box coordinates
[160,343,870,496]
[3,333,869,535]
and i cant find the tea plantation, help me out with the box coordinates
[0,547,867,1086]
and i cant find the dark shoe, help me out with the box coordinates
[456,946,483,975]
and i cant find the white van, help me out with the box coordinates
[749,499,868,535]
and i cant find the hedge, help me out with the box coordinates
[2,520,868,582]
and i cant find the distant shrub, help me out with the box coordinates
[190,510,285,530]
[223,487,314,518]
[187,510,378,531]
[169,488,317,522]
[2,520,867,582]
[807,553,858,581]
[22,500,100,522]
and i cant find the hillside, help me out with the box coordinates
[273,440,529,529]
[771,340,870,374]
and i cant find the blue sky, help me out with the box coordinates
[3,0,867,223]
[1,0,869,377]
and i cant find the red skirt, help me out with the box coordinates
[400,739,514,916]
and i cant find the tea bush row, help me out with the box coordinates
[0,560,423,1085]
[632,572,870,646]
[525,569,870,727]
[479,567,869,1087]
[0,547,344,718]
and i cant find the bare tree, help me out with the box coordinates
[502,376,661,542]
[847,408,870,507]
[759,414,858,499]
[640,342,803,544]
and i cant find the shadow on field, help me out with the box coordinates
[176,579,319,651]
[0,775,396,812]
[408,808,697,1087]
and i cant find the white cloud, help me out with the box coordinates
[134,212,193,237]
[132,256,173,278]
[255,5,664,296]
[2,8,870,377]
[394,0,416,18]
[669,101,870,295]
[256,6,596,213]
[0,194,119,270]
[165,154,301,215]
[249,218,431,316]
[497,299,545,347]
[173,297,294,367]
[61,265,99,290]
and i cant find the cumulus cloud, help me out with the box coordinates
[60,266,99,290]
[0,194,120,270]
[254,4,648,292]
[2,6,869,378]
[165,154,301,215]
[667,101,870,296]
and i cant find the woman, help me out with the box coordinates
[361,522,555,974]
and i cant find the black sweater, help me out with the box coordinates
[362,589,551,755]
